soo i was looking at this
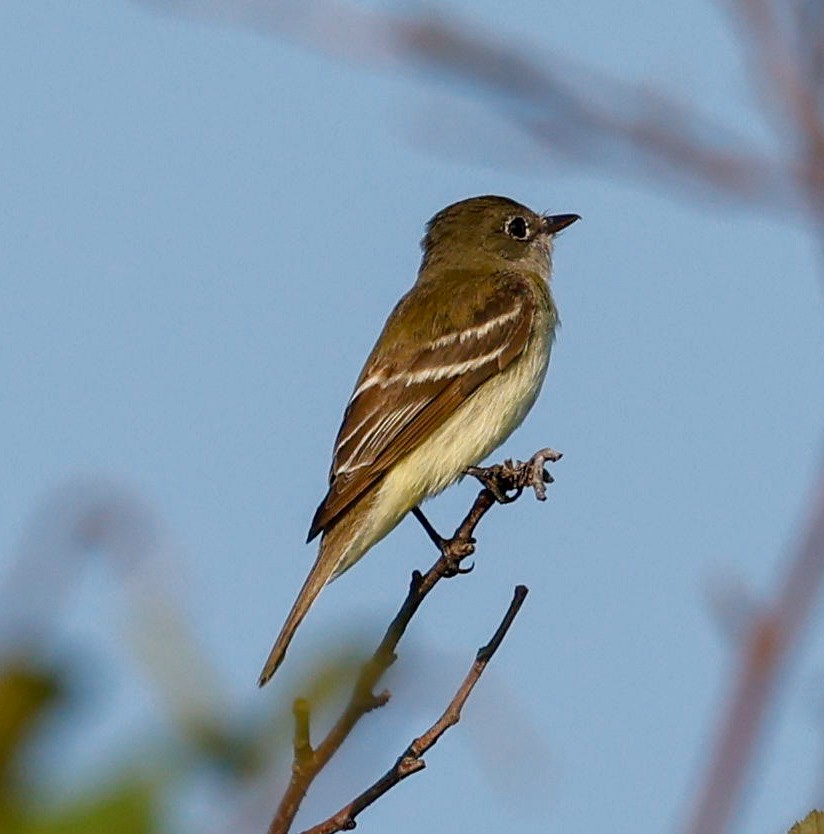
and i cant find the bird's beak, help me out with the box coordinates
[543,213,581,234]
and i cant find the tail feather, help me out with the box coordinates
[257,537,341,687]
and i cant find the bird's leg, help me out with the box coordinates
[412,506,475,576]
[411,506,446,551]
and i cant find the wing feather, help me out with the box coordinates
[307,275,537,541]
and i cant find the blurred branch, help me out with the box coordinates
[267,450,558,834]
[684,458,824,834]
[679,3,824,828]
[300,586,529,834]
[134,0,790,206]
[723,0,824,222]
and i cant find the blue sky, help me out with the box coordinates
[1,2,823,833]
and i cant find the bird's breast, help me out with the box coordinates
[360,310,555,548]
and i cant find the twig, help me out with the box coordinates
[267,449,559,834]
[300,585,529,834]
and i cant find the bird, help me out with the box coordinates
[258,195,579,686]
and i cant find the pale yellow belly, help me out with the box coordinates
[331,322,553,577]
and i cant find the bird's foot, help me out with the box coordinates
[440,536,476,576]
[467,447,562,503]
[412,506,447,551]
[466,464,522,503]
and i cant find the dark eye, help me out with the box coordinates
[505,216,529,240]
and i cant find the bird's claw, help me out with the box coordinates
[442,555,475,577]
[466,465,521,504]
[439,536,476,576]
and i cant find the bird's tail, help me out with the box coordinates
[257,535,343,687]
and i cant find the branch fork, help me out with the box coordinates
[268,447,560,834]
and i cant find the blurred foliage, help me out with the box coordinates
[0,520,370,834]
[5,782,155,834]
[0,662,62,788]
[0,483,294,834]
[789,811,824,834]
[0,643,361,834]
[0,660,153,834]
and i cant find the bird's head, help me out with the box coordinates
[419,195,579,278]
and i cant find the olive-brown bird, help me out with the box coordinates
[258,195,579,686]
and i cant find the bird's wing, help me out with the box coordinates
[307,275,537,541]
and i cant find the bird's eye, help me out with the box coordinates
[505,216,529,240]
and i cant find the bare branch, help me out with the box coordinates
[300,586,529,834]
[267,450,559,834]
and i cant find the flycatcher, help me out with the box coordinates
[258,195,578,686]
